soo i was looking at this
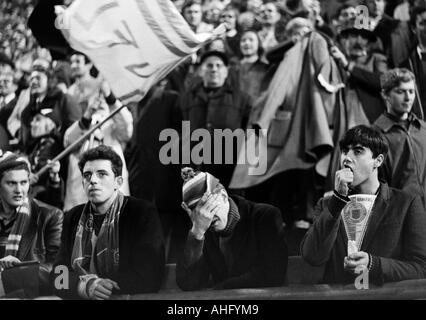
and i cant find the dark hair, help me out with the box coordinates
[339,125,388,158]
[78,145,123,177]
[410,5,426,28]
[69,50,91,65]
[0,163,30,181]
[181,0,202,13]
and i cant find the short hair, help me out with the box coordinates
[0,153,30,180]
[181,0,202,13]
[380,68,416,94]
[78,145,123,177]
[69,51,91,65]
[410,5,426,28]
[339,125,388,158]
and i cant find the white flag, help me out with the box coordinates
[56,0,222,103]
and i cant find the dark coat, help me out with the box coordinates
[52,196,165,299]
[20,88,80,149]
[176,195,288,291]
[374,112,426,209]
[1,199,63,295]
[301,183,426,284]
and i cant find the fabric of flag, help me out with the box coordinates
[56,0,220,104]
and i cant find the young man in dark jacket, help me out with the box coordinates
[52,145,165,299]
[301,125,426,285]
[177,168,288,291]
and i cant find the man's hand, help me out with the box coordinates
[0,256,21,270]
[344,251,369,275]
[335,168,354,196]
[330,46,349,69]
[88,278,120,300]
[182,192,222,240]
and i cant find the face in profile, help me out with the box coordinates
[82,159,122,206]
[30,114,56,138]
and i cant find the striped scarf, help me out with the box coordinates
[71,192,126,278]
[2,199,31,257]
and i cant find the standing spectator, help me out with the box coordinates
[374,68,426,208]
[220,5,242,59]
[63,91,133,211]
[330,22,389,124]
[231,29,269,102]
[258,2,282,52]
[182,0,214,33]
[180,50,252,188]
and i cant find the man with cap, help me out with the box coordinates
[20,61,80,150]
[176,168,288,291]
[330,20,389,124]
[0,151,63,297]
[180,50,252,188]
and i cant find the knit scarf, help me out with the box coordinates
[2,198,31,257]
[71,192,127,278]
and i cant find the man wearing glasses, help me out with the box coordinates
[52,145,165,299]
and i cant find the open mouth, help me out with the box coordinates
[343,164,354,173]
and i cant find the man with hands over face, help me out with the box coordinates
[301,125,426,284]
[177,168,288,291]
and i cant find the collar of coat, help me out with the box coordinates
[374,112,424,132]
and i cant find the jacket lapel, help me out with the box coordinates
[17,200,38,260]
[360,183,390,252]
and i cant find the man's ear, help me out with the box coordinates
[374,154,385,169]
[115,176,123,190]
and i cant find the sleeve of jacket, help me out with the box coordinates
[113,200,165,294]
[214,206,288,290]
[60,94,81,136]
[63,120,85,148]
[110,103,133,146]
[349,66,384,92]
[176,232,211,291]
[301,194,348,266]
[51,209,83,299]
[375,195,426,283]
[39,208,63,294]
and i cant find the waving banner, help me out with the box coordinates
[56,0,222,103]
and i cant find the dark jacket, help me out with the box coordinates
[20,88,80,150]
[52,196,165,299]
[1,199,63,296]
[301,183,426,284]
[374,112,426,208]
[176,195,288,291]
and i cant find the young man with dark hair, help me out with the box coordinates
[301,125,426,284]
[0,152,63,297]
[374,68,426,208]
[52,145,165,299]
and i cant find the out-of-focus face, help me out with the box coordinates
[82,159,122,206]
[201,56,228,88]
[340,144,381,189]
[338,6,357,24]
[183,4,203,28]
[220,9,237,30]
[208,39,226,52]
[240,31,260,57]
[365,0,386,18]
[30,114,56,138]
[0,71,16,97]
[260,2,281,26]
[341,34,369,58]
[209,188,230,232]
[383,80,416,118]
[0,169,29,209]
[70,54,92,78]
[29,70,48,96]
[415,11,426,44]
